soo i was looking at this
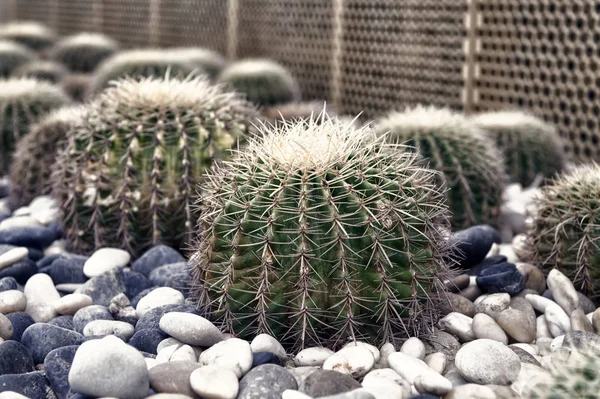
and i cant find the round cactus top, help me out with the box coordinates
[545,162,600,192]
[471,110,554,131]
[0,21,55,38]
[221,58,292,78]
[0,77,70,104]
[376,105,478,136]
[0,39,34,56]
[54,32,119,49]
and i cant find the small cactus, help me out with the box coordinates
[0,77,70,174]
[13,60,68,83]
[0,40,36,77]
[10,106,86,209]
[52,75,256,256]
[50,32,119,73]
[524,163,600,300]
[167,47,226,80]
[471,111,567,187]
[61,73,92,103]
[191,114,452,349]
[0,21,56,52]
[218,59,300,107]
[88,49,200,95]
[375,106,507,229]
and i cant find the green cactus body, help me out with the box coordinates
[61,73,92,103]
[0,22,56,52]
[50,33,119,73]
[0,77,70,174]
[525,163,600,300]
[52,75,256,257]
[167,48,226,80]
[10,106,86,209]
[218,59,300,107]
[471,111,567,187]
[14,60,68,83]
[88,49,200,95]
[375,106,507,229]
[192,115,452,349]
[0,40,36,78]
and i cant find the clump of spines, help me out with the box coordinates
[9,106,86,209]
[13,60,68,83]
[61,73,92,103]
[524,163,600,301]
[52,75,257,257]
[218,58,300,107]
[0,21,56,52]
[88,49,200,95]
[0,77,71,173]
[375,105,507,229]
[261,101,334,126]
[191,113,452,350]
[167,47,226,80]
[50,33,119,73]
[0,40,36,77]
[471,111,567,187]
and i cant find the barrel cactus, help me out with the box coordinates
[0,21,56,52]
[0,77,70,174]
[218,59,300,107]
[191,114,452,349]
[88,49,199,95]
[524,163,600,300]
[262,101,333,126]
[14,60,68,83]
[52,75,256,256]
[375,106,507,229]
[61,73,92,103]
[471,111,567,187]
[50,33,119,73]
[0,40,36,77]
[10,106,86,209]
[167,47,226,80]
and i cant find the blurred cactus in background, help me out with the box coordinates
[0,21,57,52]
[13,60,68,83]
[0,40,36,78]
[167,47,226,80]
[50,32,119,73]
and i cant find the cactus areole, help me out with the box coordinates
[191,114,452,349]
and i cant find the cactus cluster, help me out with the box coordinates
[52,75,256,256]
[167,47,226,80]
[471,111,567,187]
[0,40,36,77]
[524,163,600,300]
[88,49,200,95]
[0,21,56,52]
[191,114,452,349]
[13,60,68,83]
[50,32,119,73]
[10,106,86,209]
[218,59,301,107]
[0,77,70,174]
[375,106,507,229]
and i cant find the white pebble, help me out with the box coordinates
[250,333,286,359]
[157,338,184,353]
[377,342,395,368]
[550,335,565,352]
[199,338,253,378]
[342,341,380,363]
[400,337,425,360]
[282,391,313,399]
[24,273,60,322]
[363,368,407,387]
[0,216,41,230]
[388,352,444,385]
[536,315,553,339]
[83,320,135,340]
[136,287,184,317]
[190,365,239,399]
[156,345,179,363]
[414,373,453,396]
[44,240,67,256]
[53,294,93,315]
[0,290,27,314]
[525,294,555,313]
[170,345,197,363]
[424,352,447,375]
[0,247,28,270]
[83,247,131,278]
[545,302,571,335]
[474,293,510,318]
[55,283,86,294]
[455,339,521,385]
[362,376,410,399]
[323,346,374,378]
[547,269,580,315]
[438,312,475,342]
[159,312,223,347]
[294,347,334,367]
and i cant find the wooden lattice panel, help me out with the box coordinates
[14,0,53,26]
[101,0,150,48]
[55,0,97,36]
[473,0,600,162]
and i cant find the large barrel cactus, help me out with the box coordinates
[375,106,507,229]
[471,111,567,187]
[167,48,226,80]
[524,163,600,300]
[0,40,36,77]
[0,21,56,52]
[218,59,300,107]
[10,106,86,209]
[13,60,68,83]
[191,114,452,349]
[50,33,119,73]
[0,77,70,174]
[52,75,256,256]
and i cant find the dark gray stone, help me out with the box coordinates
[129,329,168,355]
[21,323,84,364]
[124,270,153,300]
[238,364,297,399]
[148,361,200,398]
[0,371,51,398]
[0,277,19,292]
[0,258,37,284]
[446,225,502,269]
[0,225,57,249]
[135,303,200,332]
[0,341,35,375]
[72,305,113,334]
[149,262,191,294]
[563,331,600,356]
[476,263,525,295]
[299,370,360,397]
[76,268,126,306]
[44,345,79,399]
[132,245,185,277]
[5,312,35,342]
[48,315,75,331]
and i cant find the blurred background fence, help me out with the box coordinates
[1,0,598,162]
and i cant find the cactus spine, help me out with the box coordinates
[471,111,567,187]
[0,40,36,78]
[50,33,119,73]
[191,114,452,349]
[52,75,256,256]
[375,106,507,229]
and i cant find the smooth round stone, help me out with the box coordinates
[109,293,138,325]
[424,352,447,375]
[516,263,546,294]
[136,288,185,317]
[68,335,149,399]
[571,308,594,332]
[199,338,253,378]
[56,283,85,293]
[562,331,600,356]
[545,302,571,335]
[282,391,312,399]
[536,315,552,339]
[425,329,461,361]
[457,285,483,302]
[376,343,395,368]
[299,369,360,397]
[593,308,600,333]
[455,339,521,385]
[73,305,114,334]
[0,258,37,284]
[4,312,34,341]
[156,345,180,363]
[253,352,281,367]
[0,277,18,292]
[83,248,131,278]
[238,364,297,399]
[444,274,470,293]
[148,262,190,293]
[190,365,239,399]
[400,337,425,359]
[341,342,380,363]
[0,289,26,314]
[250,334,286,359]
[170,345,196,362]
[148,361,200,397]
[444,384,496,399]
[496,308,536,343]
[124,270,153,299]
[0,371,52,398]
[0,225,57,249]
[157,338,184,353]
[441,293,475,317]
[42,256,88,285]
[476,263,525,295]
[0,314,12,340]
[44,345,78,399]
[76,268,126,306]
[472,313,508,344]
[509,346,540,366]
[53,294,94,316]
[438,312,475,342]
[362,376,409,398]
[137,304,199,332]
[468,255,508,276]
[83,320,135,340]
[547,269,580,315]
[363,368,407,387]
[0,341,35,375]
[524,294,555,313]
[446,225,502,269]
[21,323,84,364]
[414,373,453,396]
[323,346,374,378]
[388,352,447,386]
[474,293,510,319]
[132,246,185,277]
[130,329,169,355]
[294,347,334,367]
[160,312,223,347]
[24,273,60,322]
[0,247,28,271]
[0,216,41,230]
